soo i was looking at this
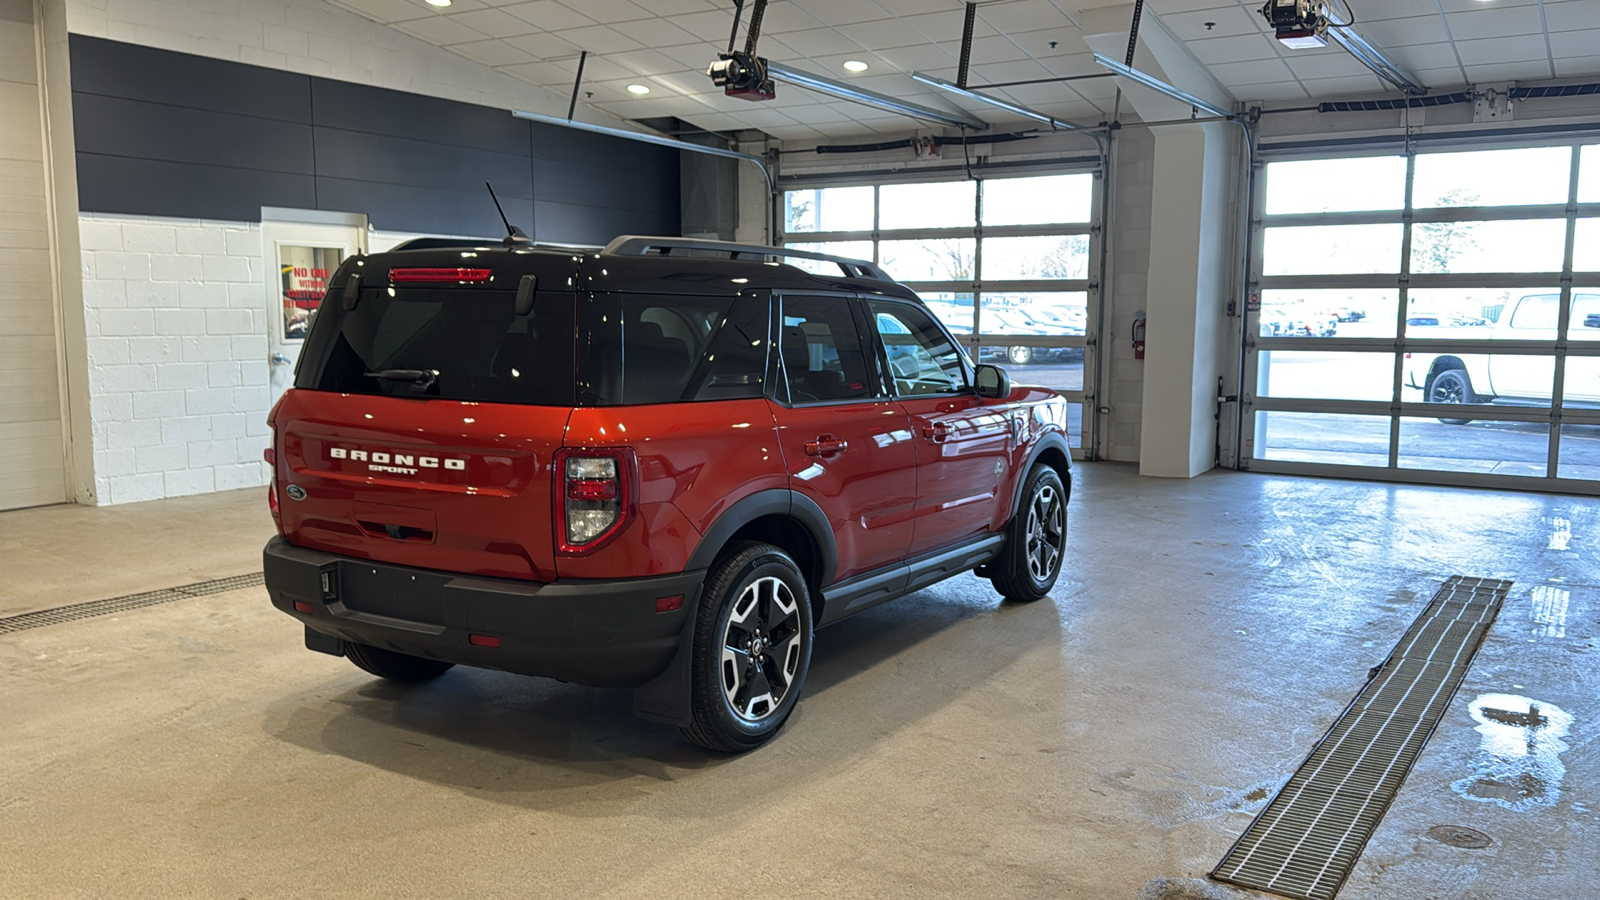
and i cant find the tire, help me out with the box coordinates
[1427,367,1477,425]
[682,542,814,753]
[344,642,455,682]
[990,465,1068,603]
[1007,345,1033,365]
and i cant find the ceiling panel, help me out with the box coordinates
[325,0,1600,144]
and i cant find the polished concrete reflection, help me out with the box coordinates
[1,465,1594,899]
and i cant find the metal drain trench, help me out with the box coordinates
[1213,575,1511,900]
[0,573,265,635]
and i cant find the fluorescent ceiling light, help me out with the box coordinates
[842,60,869,73]
[765,60,987,130]
[1091,53,1231,118]
[626,84,650,94]
[425,0,451,7]
[911,71,1090,131]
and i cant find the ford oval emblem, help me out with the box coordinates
[285,484,308,501]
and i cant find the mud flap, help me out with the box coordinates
[631,593,702,727]
[305,626,345,657]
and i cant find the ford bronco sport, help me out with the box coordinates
[263,235,1071,752]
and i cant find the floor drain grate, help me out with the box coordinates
[0,572,266,635]
[1212,575,1510,900]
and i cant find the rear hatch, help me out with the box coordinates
[273,252,576,581]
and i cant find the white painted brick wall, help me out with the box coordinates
[79,213,269,504]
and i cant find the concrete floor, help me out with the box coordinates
[1,464,1594,899]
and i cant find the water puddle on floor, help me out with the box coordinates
[1451,693,1573,812]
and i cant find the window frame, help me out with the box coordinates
[862,296,972,400]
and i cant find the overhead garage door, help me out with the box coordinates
[781,170,1100,456]
[0,8,67,511]
[1242,140,1600,495]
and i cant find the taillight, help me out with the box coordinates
[554,448,635,555]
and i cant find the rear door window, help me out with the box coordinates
[302,287,575,406]
[579,293,749,406]
[775,295,878,404]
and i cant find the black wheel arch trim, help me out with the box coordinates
[684,489,839,592]
[1007,432,1072,521]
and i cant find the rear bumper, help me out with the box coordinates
[263,536,703,688]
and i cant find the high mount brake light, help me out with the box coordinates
[389,268,494,283]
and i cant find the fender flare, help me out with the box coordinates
[684,488,838,590]
[1005,431,1072,522]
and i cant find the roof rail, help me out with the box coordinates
[388,237,600,253]
[602,235,890,281]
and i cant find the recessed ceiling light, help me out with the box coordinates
[425,0,451,7]
[842,60,869,73]
[626,83,651,94]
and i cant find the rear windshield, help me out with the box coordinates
[302,287,576,406]
[300,284,770,407]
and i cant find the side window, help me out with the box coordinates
[866,299,968,396]
[1509,294,1559,330]
[777,295,876,404]
[693,296,771,401]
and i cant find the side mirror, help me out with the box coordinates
[974,363,1010,399]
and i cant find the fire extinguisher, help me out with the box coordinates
[1132,314,1147,360]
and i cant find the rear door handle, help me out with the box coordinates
[922,422,950,443]
[804,435,848,457]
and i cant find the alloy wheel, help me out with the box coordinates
[1025,484,1064,583]
[719,576,805,722]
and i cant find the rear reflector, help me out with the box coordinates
[389,267,493,284]
[655,595,684,613]
[469,633,501,648]
[293,601,313,614]
[268,483,280,516]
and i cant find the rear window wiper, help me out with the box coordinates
[365,369,437,390]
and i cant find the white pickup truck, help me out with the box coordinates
[1406,291,1600,423]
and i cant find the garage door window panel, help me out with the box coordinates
[1257,411,1391,467]
[1558,424,1600,480]
[1263,224,1404,276]
[1258,351,1393,402]
[782,241,875,276]
[1580,145,1600,204]
[1259,289,1397,339]
[1569,291,1600,341]
[981,173,1093,225]
[1399,418,1550,478]
[1405,287,1548,336]
[879,181,975,230]
[1264,157,1407,214]
[880,239,974,282]
[982,235,1089,281]
[1574,219,1600,272]
[1409,219,1568,274]
[784,186,873,234]
[1412,147,1573,208]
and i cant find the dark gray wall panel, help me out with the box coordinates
[534,157,678,212]
[535,199,678,246]
[69,34,310,123]
[311,79,529,155]
[77,155,316,221]
[71,36,679,239]
[312,127,532,197]
[315,178,530,239]
[73,93,315,174]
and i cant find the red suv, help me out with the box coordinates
[263,236,1071,751]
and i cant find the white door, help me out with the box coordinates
[262,217,366,406]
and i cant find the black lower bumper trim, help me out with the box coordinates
[264,536,704,689]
